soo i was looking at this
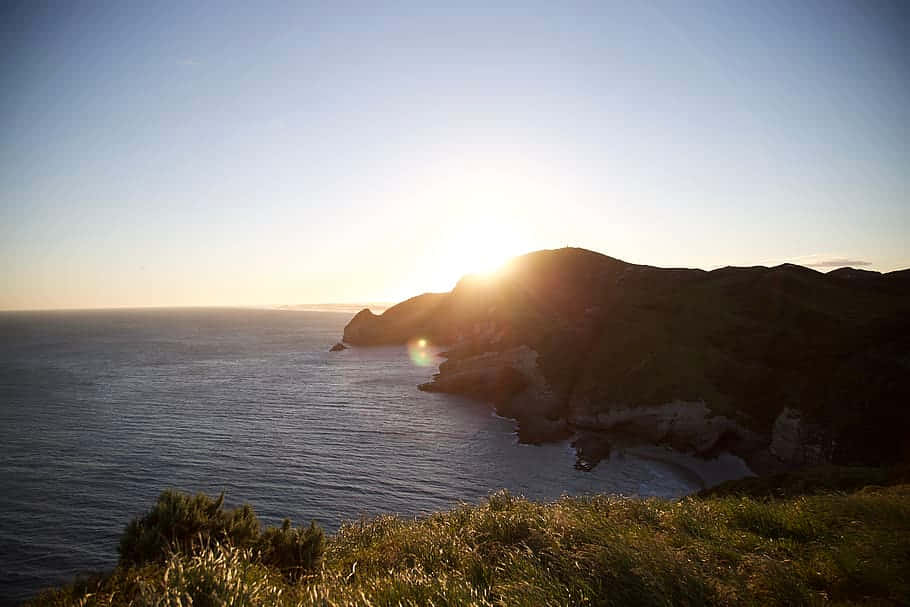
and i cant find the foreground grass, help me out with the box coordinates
[30,483,910,606]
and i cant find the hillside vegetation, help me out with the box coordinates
[30,473,910,606]
[341,248,910,468]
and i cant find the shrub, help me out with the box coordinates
[257,518,325,582]
[118,490,261,567]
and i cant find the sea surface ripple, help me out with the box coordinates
[0,308,699,603]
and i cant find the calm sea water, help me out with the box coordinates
[0,308,701,604]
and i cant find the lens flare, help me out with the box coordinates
[408,337,433,366]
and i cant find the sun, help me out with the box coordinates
[437,228,523,286]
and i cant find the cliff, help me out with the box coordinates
[342,248,910,470]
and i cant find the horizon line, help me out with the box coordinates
[0,302,395,314]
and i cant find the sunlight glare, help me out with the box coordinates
[408,337,433,366]
[436,223,524,287]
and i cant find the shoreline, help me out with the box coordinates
[621,445,755,490]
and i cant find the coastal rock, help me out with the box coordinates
[769,407,829,465]
[329,342,347,352]
[418,354,528,404]
[342,293,449,345]
[567,401,764,468]
[419,345,567,442]
[342,309,380,344]
[572,431,613,470]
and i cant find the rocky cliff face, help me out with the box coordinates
[418,345,568,443]
[342,248,910,470]
[769,408,831,466]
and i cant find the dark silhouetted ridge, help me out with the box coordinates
[342,247,910,469]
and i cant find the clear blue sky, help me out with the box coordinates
[2,1,908,309]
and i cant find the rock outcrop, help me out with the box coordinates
[342,248,910,470]
[419,346,568,443]
[769,408,830,466]
[343,293,448,345]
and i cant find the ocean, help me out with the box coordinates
[0,308,705,604]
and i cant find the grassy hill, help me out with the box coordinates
[30,472,910,606]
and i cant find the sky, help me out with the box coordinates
[1,1,908,310]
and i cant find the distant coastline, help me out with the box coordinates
[274,303,392,314]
